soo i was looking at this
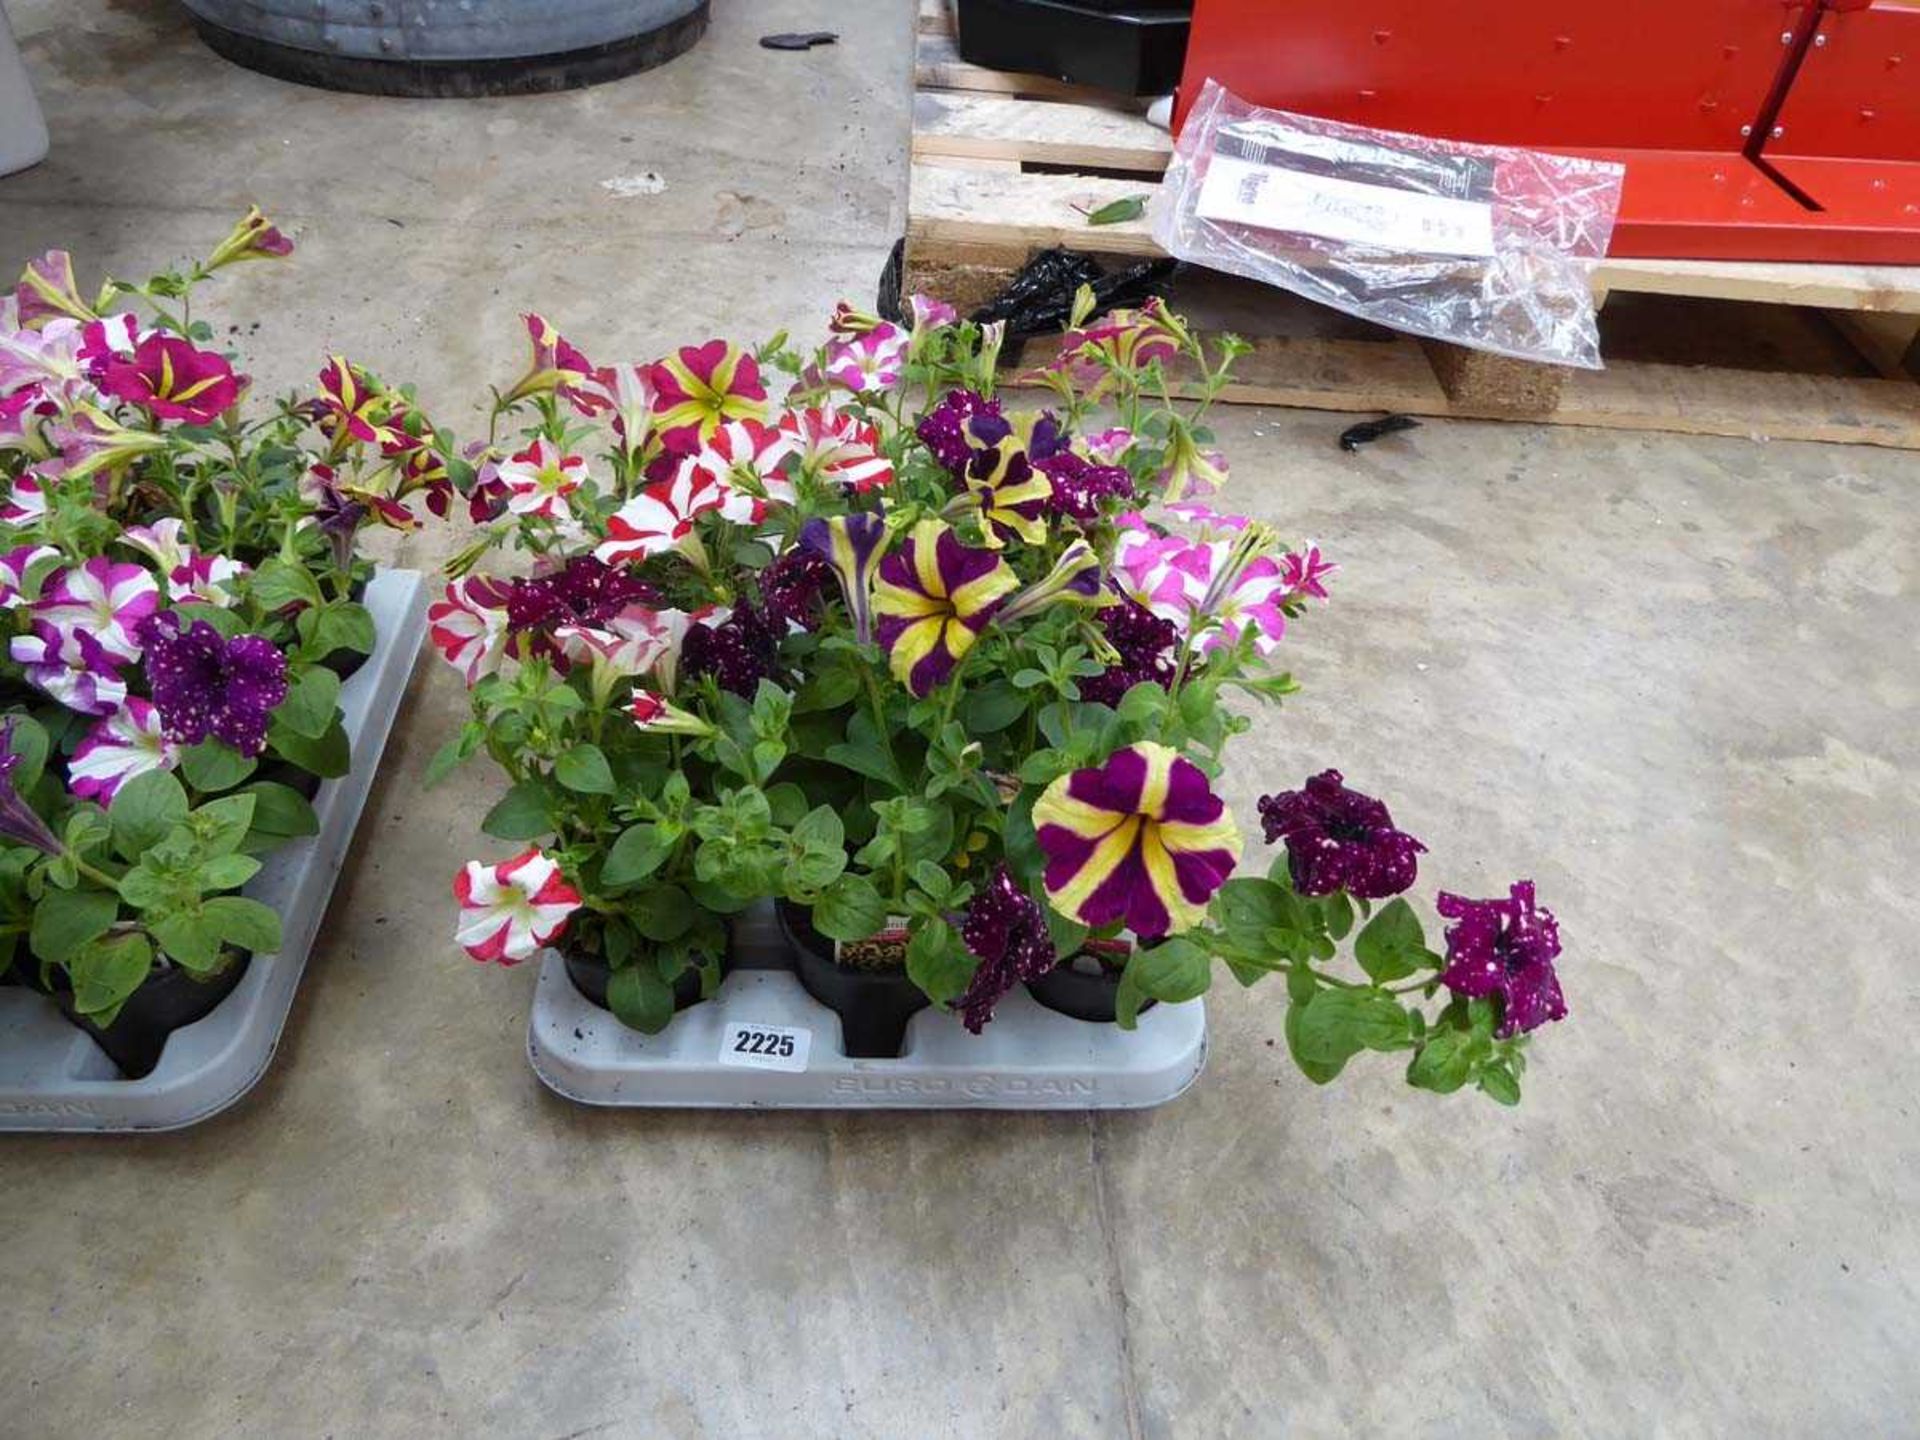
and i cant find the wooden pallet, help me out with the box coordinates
[907,4,1920,448]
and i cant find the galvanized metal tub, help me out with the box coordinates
[179,0,708,96]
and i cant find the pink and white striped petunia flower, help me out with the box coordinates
[0,544,59,609]
[821,323,908,394]
[777,406,894,492]
[10,623,128,715]
[68,697,179,803]
[495,435,588,521]
[453,849,583,965]
[427,575,514,687]
[1196,554,1289,657]
[595,465,731,567]
[0,469,48,521]
[1280,544,1337,603]
[121,518,249,607]
[31,556,160,663]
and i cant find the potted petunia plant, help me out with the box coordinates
[0,214,458,1075]
[435,291,1567,1101]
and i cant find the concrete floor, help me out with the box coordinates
[4,3,1918,1436]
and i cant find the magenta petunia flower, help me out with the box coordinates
[1257,770,1425,900]
[138,613,289,758]
[69,697,180,804]
[315,356,406,451]
[499,312,597,409]
[428,575,514,687]
[1280,544,1337,602]
[495,435,587,521]
[32,557,160,663]
[10,623,128,716]
[453,849,582,965]
[205,206,294,268]
[1437,882,1566,1037]
[954,865,1057,1033]
[872,519,1017,694]
[648,340,768,454]
[96,334,244,425]
[1034,741,1242,940]
[822,323,908,394]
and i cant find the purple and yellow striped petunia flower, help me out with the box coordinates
[1034,742,1242,939]
[872,519,1018,695]
[800,512,889,646]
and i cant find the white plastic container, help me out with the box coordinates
[0,4,49,178]
[528,903,1209,1111]
[0,569,426,1132]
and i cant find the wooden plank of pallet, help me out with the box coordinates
[914,31,1105,102]
[918,0,953,36]
[1185,337,1920,447]
[907,164,1158,254]
[911,93,1171,173]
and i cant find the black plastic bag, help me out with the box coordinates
[969,247,1180,340]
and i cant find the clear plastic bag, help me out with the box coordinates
[1152,80,1626,369]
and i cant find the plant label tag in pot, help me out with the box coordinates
[833,915,911,968]
[719,1021,811,1073]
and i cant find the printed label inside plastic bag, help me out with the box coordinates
[1196,127,1496,259]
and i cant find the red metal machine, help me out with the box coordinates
[1173,0,1920,261]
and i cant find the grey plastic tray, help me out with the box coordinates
[528,903,1209,1110]
[0,568,426,1132]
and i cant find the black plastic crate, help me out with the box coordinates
[955,0,1192,97]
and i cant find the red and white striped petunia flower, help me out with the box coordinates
[595,464,731,566]
[776,406,893,492]
[678,418,799,519]
[453,848,583,965]
[554,603,673,680]
[495,435,588,521]
[428,575,514,687]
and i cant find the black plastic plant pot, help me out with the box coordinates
[52,953,253,1079]
[318,648,370,682]
[184,0,709,99]
[777,901,929,1059]
[1026,949,1158,1024]
[564,947,728,1016]
[955,0,1192,97]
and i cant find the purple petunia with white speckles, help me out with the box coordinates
[954,865,1057,1033]
[1436,881,1566,1037]
[1257,769,1425,900]
[138,612,289,758]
